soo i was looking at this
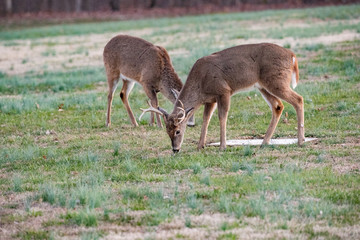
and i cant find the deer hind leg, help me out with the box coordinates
[120,79,138,127]
[258,88,284,145]
[143,85,162,128]
[266,85,305,146]
[198,102,217,150]
[106,71,120,127]
[217,94,231,151]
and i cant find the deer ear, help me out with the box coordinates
[171,89,180,99]
[158,107,169,123]
[185,107,194,117]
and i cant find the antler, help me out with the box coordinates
[176,100,186,125]
[139,100,164,121]
[178,100,184,109]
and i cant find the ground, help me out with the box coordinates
[0,4,360,240]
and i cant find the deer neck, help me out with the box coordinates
[174,81,201,114]
[161,62,183,103]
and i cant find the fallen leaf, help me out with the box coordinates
[58,103,64,111]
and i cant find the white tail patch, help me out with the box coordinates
[292,72,297,89]
[291,56,297,89]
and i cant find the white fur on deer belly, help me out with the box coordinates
[120,74,137,83]
[120,74,137,96]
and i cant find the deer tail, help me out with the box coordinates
[291,55,299,89]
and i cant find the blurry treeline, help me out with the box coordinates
[1,0,358,15]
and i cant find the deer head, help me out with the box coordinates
[140,100,194,153]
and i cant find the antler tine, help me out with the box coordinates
[139,100,164,121]
[178,100,184,110]
[176,107,186,125]
[174,100,186,124]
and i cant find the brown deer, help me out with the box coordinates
[103,35,194,128]
[141,43,304,152]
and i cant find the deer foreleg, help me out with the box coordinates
[198,102,217,150]
[217,95,230,151]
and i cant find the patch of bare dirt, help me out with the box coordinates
[0,192,67,240]
[228,30,360,50]
[0,28,153,76]
[101,214,298,240]
[313,224,360,239]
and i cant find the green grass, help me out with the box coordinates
[0,67,105,95]
[1,4,360,239]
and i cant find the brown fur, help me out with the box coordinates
[103,34,185,127]
[157,43,304,152]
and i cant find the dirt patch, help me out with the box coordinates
[102,214,297,240]
[313,224,360,239]
[0,28,153,76]
[229,30,360,49]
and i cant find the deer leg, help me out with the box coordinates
[267,87,305,146]
[106,73,120,127]
[217,94,230,151]
[143,87,162,128]
[258,88,284,145]
[198,102,217,150]
[120,79,138,127]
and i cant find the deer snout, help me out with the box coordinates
[172,148,180,153]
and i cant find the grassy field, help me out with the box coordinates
[1,4,360,240]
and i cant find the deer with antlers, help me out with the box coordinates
[140,43,304,152]
[103,35,194,128]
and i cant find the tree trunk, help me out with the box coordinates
[75,0,82,12]
[6,0,12,14]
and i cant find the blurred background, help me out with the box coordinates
[1,0,359,19]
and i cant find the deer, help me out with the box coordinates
[140,43,305,153]
[103,34,194,128]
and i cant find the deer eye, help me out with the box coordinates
[175,130,180,135]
